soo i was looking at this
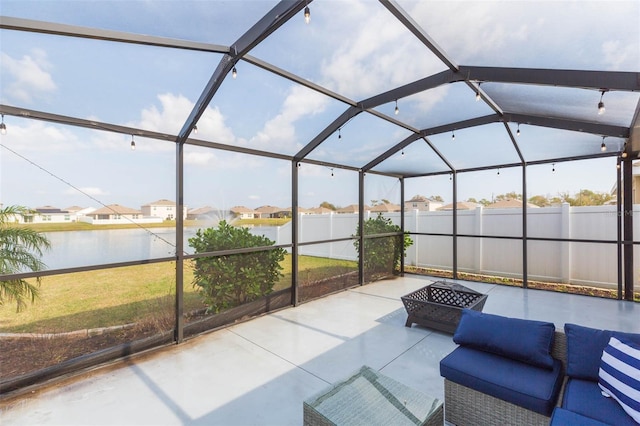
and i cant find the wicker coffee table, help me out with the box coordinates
[303,365,443,426]
[401,281,488,333]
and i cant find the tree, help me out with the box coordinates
[554,190,613,206]
[431,195,444,202]
[0,205,51,312]
[529,195,551,207]
[468,198,491,206]
[188,220,286,313]
[319,201,337,211]
[495,192,522,201]
[353,214,413,279]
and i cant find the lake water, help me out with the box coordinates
[40,226,284,270]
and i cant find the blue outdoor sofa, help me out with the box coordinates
[439,310,640,426]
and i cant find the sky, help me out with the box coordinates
[0,0,638,211]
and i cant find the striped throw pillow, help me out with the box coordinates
[598,336,640,423]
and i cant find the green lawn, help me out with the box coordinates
[0,255,356,333]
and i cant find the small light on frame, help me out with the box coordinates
[304,6,310,24]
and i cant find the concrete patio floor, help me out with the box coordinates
[1,275,639,425]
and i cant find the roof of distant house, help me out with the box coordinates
[64,206,85,212]
[90,204,142,215]
[142,199,176,206]
[406,195,440,203]
[255,205,281,213]
[370,203,401,212]
[336,204,371,213]
[35,205,66,213]
[230,206,255,213]
[308,206,334,214]
[188,206,218,215]
[437,201,480,211]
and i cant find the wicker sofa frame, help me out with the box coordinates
[443,331,568,426]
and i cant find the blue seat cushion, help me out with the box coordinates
[562,378,637,426]
[453,309,555,369]
[550,407,610,426]
[440,346,563,416]
[565,323,640,381]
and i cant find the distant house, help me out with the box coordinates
[270,207,291,218]
[230,206,256,219]
[81,204,161,225]
[31,205,73,223]
[404,195,443,212]
[64,206,97,221]
[13,206,71,224]
[308,207,334,215]
[295,207,312,215]
[336,204,371,214]
[187,206,220,221]
[437,201,481,211]
[141,199,187,220]
[370,203,401,213]
[254,205,282,219]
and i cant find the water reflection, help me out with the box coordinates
[41,225,283,270]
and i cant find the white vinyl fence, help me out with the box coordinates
[258,205,640,290]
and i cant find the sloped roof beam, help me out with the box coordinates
[504,113,629,138]
[461,66,640,91]
[359,70,457,109]
[502,122,526,164]
[363,115,498,171]
[362,133,423,171]
[295,106,362,161]
[177,0,309,142]
[380,0,459,72]
[422,115,500,137]
[244,55,356,107]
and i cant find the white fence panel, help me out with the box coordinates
[265,204,633,289]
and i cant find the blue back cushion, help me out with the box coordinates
[453,309,555,369]
[565,323,640,381]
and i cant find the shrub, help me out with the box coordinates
[353,213,413,278]
[188,221,286,313]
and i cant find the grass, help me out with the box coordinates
[0,255,356,333]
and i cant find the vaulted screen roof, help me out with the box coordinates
[1,0,639,179]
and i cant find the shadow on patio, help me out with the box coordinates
[1,275,638,425]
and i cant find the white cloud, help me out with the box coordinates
[134,92,236,143]
[320,5,443,99]
[406,1,639,70]
[1,49,57,103]
[249,85,329,152]
[602,40,636,71]
[64,187,108,196]
[184,150,215,166]
[248,195,260,200]
[1,120,77,152]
